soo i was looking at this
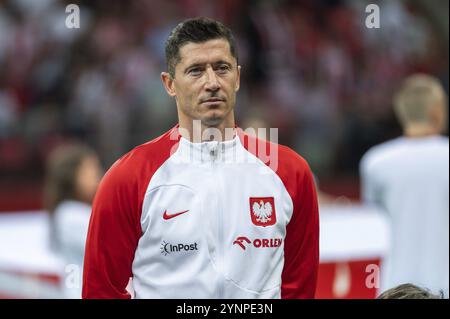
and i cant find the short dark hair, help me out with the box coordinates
[165,17,238,78]
[377,283,444,299]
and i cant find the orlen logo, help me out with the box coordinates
[233,237,252,250]
[160,240,198,256]
[233,236,283,251]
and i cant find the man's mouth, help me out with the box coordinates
[201,97,225,103]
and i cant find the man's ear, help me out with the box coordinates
[235,65,241,92]
[161,72,176,97]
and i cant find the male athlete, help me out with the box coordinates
[360,74,449,297]
[83,17,319,299]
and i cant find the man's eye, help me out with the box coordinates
[217,65,230,73]
[189,68,202,75]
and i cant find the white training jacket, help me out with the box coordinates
[83,125,319,299]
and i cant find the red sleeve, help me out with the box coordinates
[82,153,143,299]
[82,128,179,299]
[280,149,319,299]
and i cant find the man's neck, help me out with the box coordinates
[404,124,439,138]
[178,118,236,143]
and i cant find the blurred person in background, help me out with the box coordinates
[377,283,444,299]
[44,143,102,298]
[360,74,449,297]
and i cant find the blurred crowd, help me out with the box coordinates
[0,0,448,183]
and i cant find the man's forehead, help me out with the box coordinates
[178,39,235,66]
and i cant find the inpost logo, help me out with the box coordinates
[160,240,199,256]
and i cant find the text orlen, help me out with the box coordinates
[233,236,283,250]
[253,238,282,248]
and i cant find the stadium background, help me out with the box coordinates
[0,0,448,298]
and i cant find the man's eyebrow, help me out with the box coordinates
[184,63,204,73]
[212,60,232,67]
[184,60,233,73]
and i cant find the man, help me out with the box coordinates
[360,74,449,297]
[83,17,319,299]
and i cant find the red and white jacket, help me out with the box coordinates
[82,125,319,299]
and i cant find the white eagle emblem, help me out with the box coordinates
[252,200,273,224]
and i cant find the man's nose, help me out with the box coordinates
[204,67,220,91]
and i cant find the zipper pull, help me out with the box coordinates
[207,141,219,161]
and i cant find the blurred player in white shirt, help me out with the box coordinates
[44,143,102,298]
[360,74,449,297]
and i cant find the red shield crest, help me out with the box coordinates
[249,197,276,227]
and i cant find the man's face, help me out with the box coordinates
[162,39,240,127]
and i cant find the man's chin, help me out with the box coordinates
[199,110,226,127]
[201,115,224,127]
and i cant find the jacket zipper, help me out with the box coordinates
[210,145,225,298]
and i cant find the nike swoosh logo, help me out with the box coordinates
[163,210,189,220]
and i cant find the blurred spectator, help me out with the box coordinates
[377,283,444,299]
[44,142,102,298]
[360,74,449,297]
[0,0,447,182]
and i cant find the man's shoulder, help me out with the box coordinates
[277,143,311,173]
[429,135,450,148]
[361,135,449,172]
[102,126,179,186]
[126,127,178,162]
[360,137,405,171]
[238,130,312,176]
